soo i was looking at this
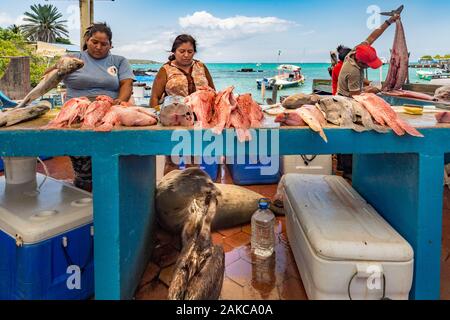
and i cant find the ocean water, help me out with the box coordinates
[132,62,428,103]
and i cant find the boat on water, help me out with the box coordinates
[133,68,157,83]
[256,64,305,90]
[416,68,450,81]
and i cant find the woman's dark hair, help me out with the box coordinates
[83,22,113,51]
[168,34,197,61]
[337,45,351,62]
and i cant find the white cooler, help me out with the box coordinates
[281,155,332,175]
[282,174,414,300]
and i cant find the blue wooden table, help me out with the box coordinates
[0,111,449,300]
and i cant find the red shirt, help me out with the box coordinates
[332,61,344,95]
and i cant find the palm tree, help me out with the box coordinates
[20,4,69,43]
[7,24,21,35]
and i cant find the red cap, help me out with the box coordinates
[355,44,383,69]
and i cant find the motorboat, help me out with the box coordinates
[416,68,450,81]
[256,64,305,90]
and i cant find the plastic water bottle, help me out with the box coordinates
[251,198,275,258]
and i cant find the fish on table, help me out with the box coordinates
[43,95,158,131]
[16,56,84,109]
[354,93,424,137]
[184,86,216,128]
[382,89,437,101]
[95,106,158,132]
[435,112,450,123]
[159,95,194,127]
[281,93,321,109]
[434,86,450,102]
[0,102,50,127]
[382,19,409,92]
[275,104,328,143]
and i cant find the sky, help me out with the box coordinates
[0,0,449,63]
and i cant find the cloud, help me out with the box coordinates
[0,12,25,26]
[178,11,296,48]
[114,11,297,60]
[114,31,177,60]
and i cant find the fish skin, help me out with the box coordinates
[282,93,321,109]
[0,103,50,127]
[185,86,216,128]
[95,106,158,132]
[348,98,389,133]
[434,86,450,102]
[44,97,90,129]
[354,94,405,135]
[211,86,236,135]
[82,100,112,129]
[160,96,194,127]
[317,97,368,133]
[354,93,423,137]
[274,111,306,126]
[382,20,409,91]
[435,112,450,123]
[396,118,424,137]
[297,106,328,143]
[382,89,436,101]
[236,93,264,127]
[16,56,84,108]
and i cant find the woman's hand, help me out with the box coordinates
[112,98,122,106]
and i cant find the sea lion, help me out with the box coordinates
[156,168,284,234]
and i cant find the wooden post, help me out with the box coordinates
[79,0,94,51]
[0,56,31,100]
[272,83,278,104]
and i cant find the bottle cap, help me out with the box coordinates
[258,198,270,210]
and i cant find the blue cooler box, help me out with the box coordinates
[227,155,281,185]
[0,174,94,300]
[179,156,220,181]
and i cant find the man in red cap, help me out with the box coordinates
[336,12,400,180]
[337,13,400,97]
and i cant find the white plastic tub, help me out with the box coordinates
[281,155,332,175]
[2,157,37,185]
[282,174,414,300]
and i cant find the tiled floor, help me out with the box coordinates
[7,156,448,300]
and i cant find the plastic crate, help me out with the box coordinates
[179,156,220,181]
[226,155,281,185]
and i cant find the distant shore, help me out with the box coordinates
[128,59,161,65]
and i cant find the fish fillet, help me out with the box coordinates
[383,20,409,91]
[354,93,423,137]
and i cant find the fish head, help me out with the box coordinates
[56,57,85,75]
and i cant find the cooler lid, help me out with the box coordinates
[283,174,414,262]
[0,174,93,244]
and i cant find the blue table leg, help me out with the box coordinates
[91,155,156,300]
[353,153,444,300]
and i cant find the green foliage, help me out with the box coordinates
[420,55,433,60]
[0,27,55,87]
[55,37,72,45]
[21,4,69,43]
